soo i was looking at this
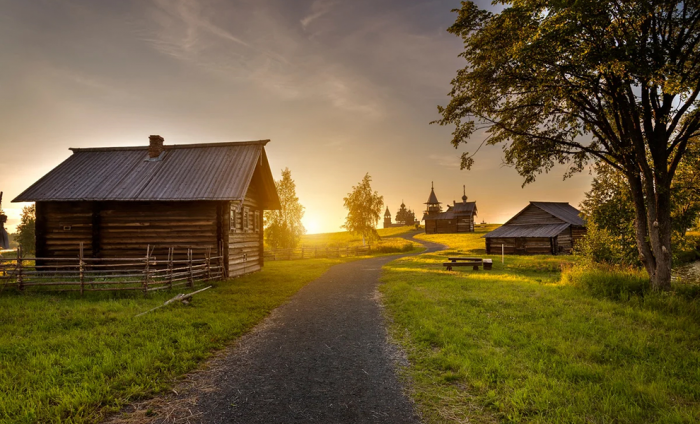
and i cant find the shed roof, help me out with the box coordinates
[13,140,281,209]
[483,223,571,238]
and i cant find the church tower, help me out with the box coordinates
[383,207,392,228]
[424,182,442,216]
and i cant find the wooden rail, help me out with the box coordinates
[0,244,224,295]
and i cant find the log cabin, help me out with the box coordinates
[422,184,477,234]
[483,202,586,255]
[12,136,281,277]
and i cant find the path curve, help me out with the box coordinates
[112,232,445,424]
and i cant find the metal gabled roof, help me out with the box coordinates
[482,223,571,238]
[13,140,281,209]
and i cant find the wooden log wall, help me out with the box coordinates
[99,201,219,261]
[36,202,93,258]
[557,230,573,253]
[36,201,222,263]
[227,177,264,278]
[425,215,475,234]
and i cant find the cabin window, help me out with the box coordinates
[230,205,238,232]
[254,210,260,233]
[243,207,250,232]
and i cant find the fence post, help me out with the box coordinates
[168,247,174,290]
[17,247,23,292]
[188,248,194,287]
[220,240,227,279]
[143,244,150,295]
[206,248,211,280]
[79,242,84,296]
[301,247,304,259]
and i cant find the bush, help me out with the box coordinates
[575,222,638,266]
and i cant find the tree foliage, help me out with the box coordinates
[436,0,700,289]
[580,141,700,264]
[264,168,306,250]
[580,163,641,265]
[343,173,384,244]
[16,205,35,255]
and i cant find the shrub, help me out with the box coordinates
[562,264,649,300]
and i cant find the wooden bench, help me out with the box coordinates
[443,258,493,271]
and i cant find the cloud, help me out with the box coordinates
[429,154,460,169]
[140,0,384,118]
[300,0,338,30]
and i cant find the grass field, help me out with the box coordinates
[300,226,418,248]
[381,229,700,423]
[0,258,357,423]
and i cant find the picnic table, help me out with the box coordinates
[443,257,493,271]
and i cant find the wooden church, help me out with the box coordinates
[422,184,477,234]
[384,201,417,228]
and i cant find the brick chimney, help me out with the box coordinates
[148,135,165,158]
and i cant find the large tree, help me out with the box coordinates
[264,168,306,250]
[435,0,700,289]
[343,173,384,245]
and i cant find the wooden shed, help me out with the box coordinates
[483,202,586,255]
[422,184,477,234]
[13,136,281,277]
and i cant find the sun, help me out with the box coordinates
[302,216,323,235]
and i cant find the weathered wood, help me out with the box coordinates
[79,243,84,295]
[443,261,481,271]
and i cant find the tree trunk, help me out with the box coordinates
[627,173,673,291]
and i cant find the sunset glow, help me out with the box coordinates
[0,0,590,234]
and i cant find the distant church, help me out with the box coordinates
[384,201,418,228]
[422,184,477,234]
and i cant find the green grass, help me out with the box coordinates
[0,258,355,423]
[300,226,418,248]
[381,231,700,423]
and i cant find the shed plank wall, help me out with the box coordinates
[508,206,565,225]
[486,237,553,255]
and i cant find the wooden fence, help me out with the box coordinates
[0,244,224,294]
[264,245,373,261]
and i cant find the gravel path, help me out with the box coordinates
[109,232,444,424]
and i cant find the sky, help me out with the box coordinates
[0,0,592,234]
